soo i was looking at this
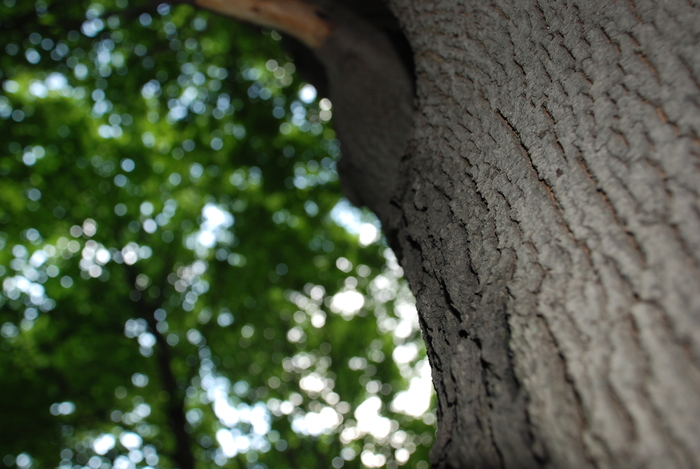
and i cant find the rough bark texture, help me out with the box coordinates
[260,0,700,466]
[274,0,700,468]
[363,0,700,468]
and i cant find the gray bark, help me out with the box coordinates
[315,0,700,467]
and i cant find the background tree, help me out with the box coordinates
[0,2,435,469]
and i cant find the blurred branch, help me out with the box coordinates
[194,0,333,48]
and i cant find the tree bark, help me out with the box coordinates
[202,0,700,466]
[367,0,700,468]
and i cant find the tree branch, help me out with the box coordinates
[194,0,333,48]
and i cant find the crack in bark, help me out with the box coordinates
[536,313,600,469]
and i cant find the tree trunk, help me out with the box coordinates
[202,0,700,466]
[367,0,700,468]
[308,0,700,468]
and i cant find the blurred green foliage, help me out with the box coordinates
[0,1,435,469]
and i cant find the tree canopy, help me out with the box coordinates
[0,1,434,468]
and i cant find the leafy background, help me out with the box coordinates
[0,1,435,469]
